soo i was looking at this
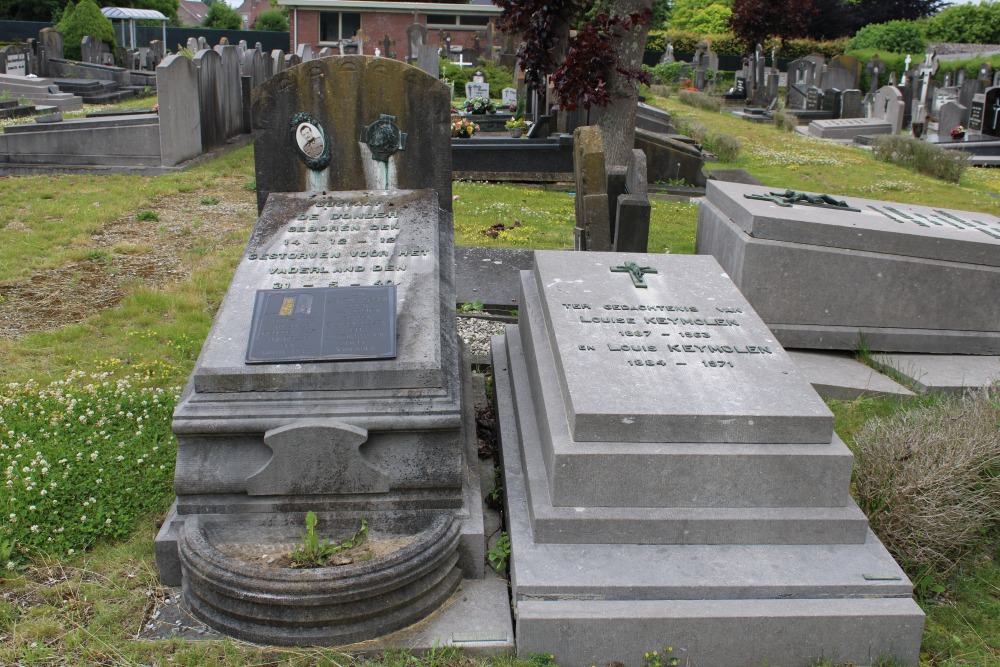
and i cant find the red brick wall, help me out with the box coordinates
[292,9,320,51]
[292,8,495,58]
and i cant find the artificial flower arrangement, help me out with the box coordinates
[451,118,481,138]
[463,96,497,114]
[950,125,966,138]
[504,117,529,130]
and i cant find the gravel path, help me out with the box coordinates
[457,315,511,358]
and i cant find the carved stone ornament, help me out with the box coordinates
[290,112,331,171]
[360,113,407,163]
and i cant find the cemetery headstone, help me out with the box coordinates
[407,23,427,63]
[968,93,985,132]
[197,36,208,51]
[5,52,26,76]
[959,77,984,110]
[215,45,243,140]
[956,68,965,86]
[187,37,199,53]
[465,81,489,99]
[296,44,312,62]
[840,89,862,119]
[502,87,516,109]
[805,86,822,111]
[81,35,100,64]
[873,85,905,134]
[156,54,203,167]
[194,48,225,151]
[982,86,1000,136]
[614,149,650,252]
[979,63,993,83]
[938,100,968,139]
[932,86,959,115]
[658,40,674,64]
[251,56,452,213]
[822,88,841,115]
[994,71,1000,88]
[494,247,925,666]
[572,125,610,251]
[698,181,1000,354]
[864,54,882,94]
[272,49,285,75]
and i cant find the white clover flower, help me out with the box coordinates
[67,548,74,555]
[80,515,87,522]
[29,525,38,533]
[105,518,111,525]
[28,505,35,511]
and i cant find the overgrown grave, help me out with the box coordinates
[155,56,510,649]
[697,181,1000,355]
[492,251,924,666]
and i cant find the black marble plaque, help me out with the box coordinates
[246,286,397,363]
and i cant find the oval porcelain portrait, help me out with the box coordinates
[289,113,332,170]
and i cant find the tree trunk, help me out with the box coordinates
[595,0,652,167]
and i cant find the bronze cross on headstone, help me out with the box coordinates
[610,262,658,288]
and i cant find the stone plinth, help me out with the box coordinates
[696,181,1000,354]
[493,251,924,667]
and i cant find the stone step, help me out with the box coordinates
[514,597,924,667]
[5,114,157,133]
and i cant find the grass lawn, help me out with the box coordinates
[0,94,997,666]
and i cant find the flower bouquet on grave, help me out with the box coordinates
[505,117,530,138]
[463,96,496,114]
[451,118,481,138]
[950,125,966,139]
[507,102,517,113]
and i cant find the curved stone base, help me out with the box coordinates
[177,511,462,645]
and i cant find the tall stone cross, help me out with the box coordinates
[610,262,658,288]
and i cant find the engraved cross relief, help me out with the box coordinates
[610,262,658,288]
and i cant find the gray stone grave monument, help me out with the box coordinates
[937,100,968,139]
[982,86,1000,136]
[697,181,1000,354]
[572,125,610,251]
[250,56,452,214]
[969,92,986,132]
[492,250,924,666]
[155,55,506,647]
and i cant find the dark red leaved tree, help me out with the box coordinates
[495,0,652,166]
[729,0,813,52]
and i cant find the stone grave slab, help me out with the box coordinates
[786,350,914,399]
[696,181,1000,354]
[872,353,1000,394]
[808,117,892,140]
[491,250,923,667]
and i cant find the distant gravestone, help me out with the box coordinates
[415,44,438,78]
[271,49,285,75]
[840,89,862,119]
[194,48,225,151]
[150,40,165,67]
[5,52,26,76]
[938,100,968,139]
[572,125,610,252]
[39,27,63,66]
[982,87,1000,136]
[805,86,822,110]
[251,56,452,213]
[187,37,198,53]
[81,35,100,64]
[873,85,905,135]
[959,78,983,110]
[932,86,959,115]
[465,81,489,99]
[215,45,243,140]
[157,54,203,167]
[502,87,516,108]
[614,149,650,253]
[197,36,208,51]
[822,88,841,115]
[318,47,332,58]
[407,23,427,63]
[296,43,312,62]
[285,53,300,70]
[968,93,985,132]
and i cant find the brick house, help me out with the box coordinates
[277,0,502,62]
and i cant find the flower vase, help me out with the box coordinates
[508,128,524,138]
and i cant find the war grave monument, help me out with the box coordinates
[154,56,511,649]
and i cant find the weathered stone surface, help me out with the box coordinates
[251,57,452,214]
[214,45,243,140]
[697,181,1000,353]
[938,100,968,138]
[786,350,915,399]
[572,125,609,251]
[194,48,225,151]
[872,353,1000,393]
[808,117,892,140]
[526,252,833,443]
[634,127,707,187]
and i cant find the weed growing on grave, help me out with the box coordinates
[290,513,368,568]
[487,531,511,573]
[458,300,484,313]
[773,108,798,133]
[528,653,557,667]
[0,368,180,567]
[243,178,257,191]
[136,210,159,222]
[851,385,1000,583]
[677,89,722,112]
[643,647,680,667]
[200,196,219,206]
[872,135,969,184]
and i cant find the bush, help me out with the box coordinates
[674,119,708,143]
[847,20,926,54]
[645,61,687,85]
[253,9,288,32]
[773,108,798,133]
[922,1,1000,44]
[203,2,242,29]
[441,58,470,94]
[677,89,722,112]
[646,29,847,59]
[55,0,116,61]
[851,385,1000,577]
[871,135,969,184]
[703,131,741,162]
[475,59,514,97]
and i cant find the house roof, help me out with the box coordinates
[178,0,208,27]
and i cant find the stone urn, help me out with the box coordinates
[508,127,524,138]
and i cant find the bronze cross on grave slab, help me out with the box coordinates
[610,261,657,288]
